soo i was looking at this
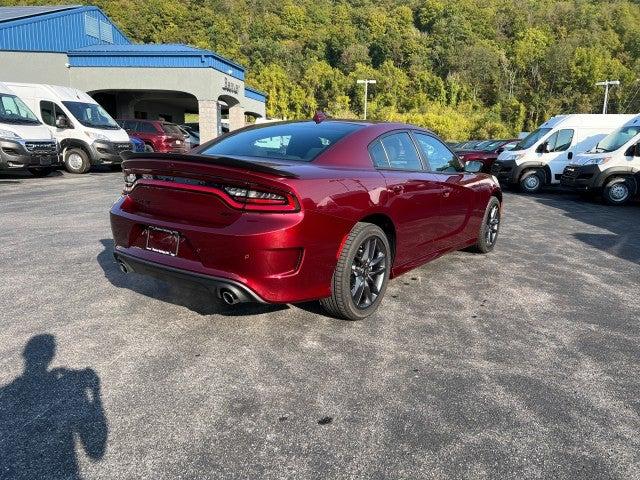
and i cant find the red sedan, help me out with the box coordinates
[457,139,519,173]
[110,119,502,320]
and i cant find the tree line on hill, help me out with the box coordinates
[9,0,640,139]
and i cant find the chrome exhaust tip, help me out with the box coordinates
[117,260,129,274]
[220,289,239,305]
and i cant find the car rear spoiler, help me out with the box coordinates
[121,152,299,179]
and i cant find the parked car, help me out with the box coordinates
[493,114,635,193]
[118,119,188,154]
[129,136,146,153]
[457,139,519,173]
[111,119,502,320]
[453,140,484,152]
[6,82,132,174]
[0,82,59,176]
[178,125,199,148]
[561,115,640,205]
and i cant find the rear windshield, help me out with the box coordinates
[201,121,365,162]
[161,123,183,136]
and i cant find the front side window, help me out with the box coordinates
[379,132,422,170]
[0,94,39,124]
[201,121,364,162]
[545,129,574,152]
[414,133,462,173]
[515,128,552,150]
[62,101,120,130]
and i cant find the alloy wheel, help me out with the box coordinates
[350,236,387,309]
[485,204,500,246]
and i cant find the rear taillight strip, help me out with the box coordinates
[123,174,299,212]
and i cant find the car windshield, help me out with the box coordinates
[479,140,503,151]
[592,125,640,153]
[62,101,120,129]
[162,123,183,136]
[0,94,40,124]
[515,128,552,150]
[201,121,365,162]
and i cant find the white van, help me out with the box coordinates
[561,115,640,205]
[0,82,59,176]
[5,83,132,174]
[492,114,635,193]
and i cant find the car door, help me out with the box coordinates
[40,100,74,142]
[540,128,575,183]
[412,131,475,249]
[370,131,444,268]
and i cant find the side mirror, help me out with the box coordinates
[464,160,483,173]
[634,143,640,157]
[536,142,549,153]
[55,115,69,129]
[496,147,505,154]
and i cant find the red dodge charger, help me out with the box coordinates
[110,119,502,320]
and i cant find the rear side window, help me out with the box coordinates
[139,122,157,133]
[201,121,364,162]
[546,129,574,152]
[413,133,462,172]
[162,123,182,136]
[379,132,422,170]
[369,140,389,168]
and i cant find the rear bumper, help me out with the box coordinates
[560,164,599,190]
[88,140,133,165]
[0,139,60,170]
[113,250,265,303]
[109,196,349,303]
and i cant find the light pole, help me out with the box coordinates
[596,80,620,114]
[357,79,376,119]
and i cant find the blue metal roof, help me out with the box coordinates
[68,43,245,80]
[0,5,81,23]
[0,6,129,52]
[245,86,267,103]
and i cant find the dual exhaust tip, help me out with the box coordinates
[117,258,243,306]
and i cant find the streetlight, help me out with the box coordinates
[357,79,376,120]
[596,80,620,114]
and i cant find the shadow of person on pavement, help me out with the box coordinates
[0,334,108,480]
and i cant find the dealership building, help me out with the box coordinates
[0,5,266,141]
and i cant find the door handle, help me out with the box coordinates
[568,152,573,160]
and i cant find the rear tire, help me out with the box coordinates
[320,223,391,321]
[519,169,544,194]
[28,167,53,177]
[602,177,632,205]
[472,196,501,253]
[64,148,90,174]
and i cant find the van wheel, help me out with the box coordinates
[144,144,154,152]
[472,196,501,253]
[519,169,543,193]
[320,222,391,321]
[602,177,632,205]
[64,148,90,174]
[28,167,53,177]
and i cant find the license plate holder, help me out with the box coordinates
[145,227,180,256]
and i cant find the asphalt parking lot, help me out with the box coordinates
[1,169,639,480]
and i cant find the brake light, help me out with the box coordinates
[222,185,299,211]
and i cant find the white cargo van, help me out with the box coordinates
[6,83,132,174]
[492,114,635,193]
[561,115,640,205]
[0,82,59,176]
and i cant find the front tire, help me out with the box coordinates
[472,196,501,253]
[320,223,391,321]
[602,177,632,205]
[519,169,544,194]
[144,143,154,152]
[64,148,90,174]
